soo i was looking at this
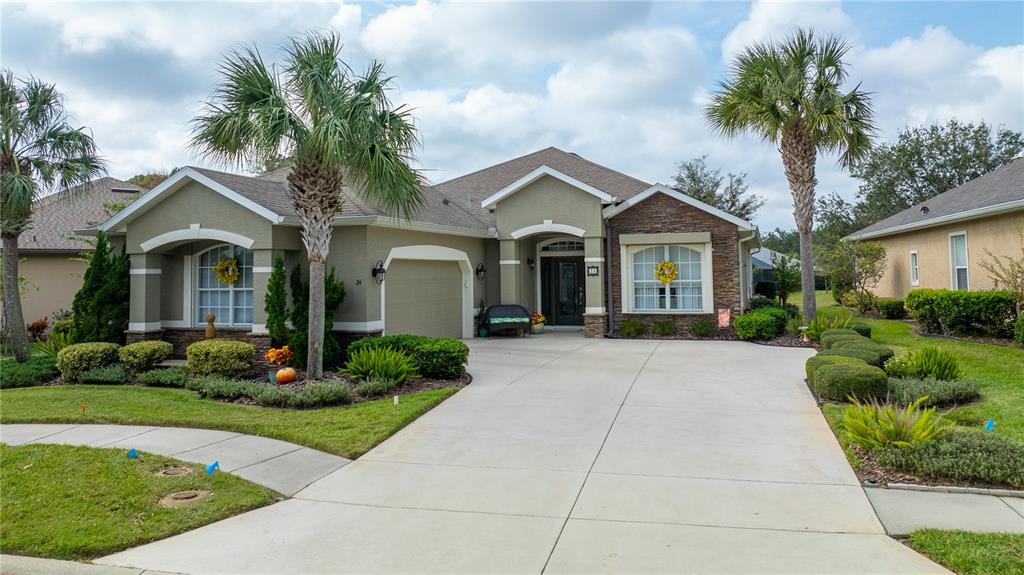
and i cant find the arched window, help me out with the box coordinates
[631,245,703,311]
[196,245,254,325]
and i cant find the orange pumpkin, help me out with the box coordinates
[275,367,297,384]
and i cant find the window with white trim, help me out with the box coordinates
[950,233,968,290]
[910,251,919,286]
[631,245,703,311]
[196,245,254,325]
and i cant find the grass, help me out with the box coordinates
[908,529,1024,575]
[0,385,458,459]
[0,443,276,560]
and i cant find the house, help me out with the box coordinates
[85,147,759,356]
[2,178,144,327]
[847,157,1024,298]
[750,247,795,284]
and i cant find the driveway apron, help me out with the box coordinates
[99,334,948,574]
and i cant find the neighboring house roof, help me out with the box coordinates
[751,247,793,270]
[430,146,651,226]
[16,177,145,252]
[848,157,1024,240]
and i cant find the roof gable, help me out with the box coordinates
[603,184,756,230]
[480,165,617,208]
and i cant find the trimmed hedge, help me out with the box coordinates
[886,377,980,408]
[0,356,58,389]
[873,430,1024,489]
[193,377,353,408]
[821,333,868,350]
[847,322,872,338]
[905,288,1017,338]
[818,347,883,367]
[78,365,127,385]
[734,307,788,340]
[805,354,867,384]
[831,339,895,364]
[186,339,256,378]
[875,298,906,319]
[812,363,888,401]
[346,335,469,379]
[118,340,173,373]
[56,342,120,381]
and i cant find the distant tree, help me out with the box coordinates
[819,240,886,313]
[260,154,293,174]
[771,252,801,307]
[672,155,765,221]
[851,120,1024,224]
[814,191,860,250]
[761,228,800,256]
[707,29,875,321]
[127,172,170,189]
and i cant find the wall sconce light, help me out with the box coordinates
[527,257,536,270]
[475,263,487,280]
[371,260,387,285]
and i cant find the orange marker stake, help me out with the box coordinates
[82,402,85,415]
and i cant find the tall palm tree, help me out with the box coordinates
[707,29,875,320]
[192,32,423,378]
[1,70,106,362]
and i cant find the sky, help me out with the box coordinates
[2,0,1022,231]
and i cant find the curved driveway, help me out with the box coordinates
[100,334,947,574]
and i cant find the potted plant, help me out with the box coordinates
[264,345,295,383]
[531,312,546,334]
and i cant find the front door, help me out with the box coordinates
[541,256,585,326]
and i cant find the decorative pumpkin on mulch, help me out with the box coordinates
[275,367,297,384]
[655,260,678,284]
[213,258,240,285]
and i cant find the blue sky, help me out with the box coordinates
[3,1,1022,231]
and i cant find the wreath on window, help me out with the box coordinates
[655,260,678,284]
[213,258,240,285]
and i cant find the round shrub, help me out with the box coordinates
[821,333,869,350]
[886,377,980,408]
[817,347,883,367]
[118,340,173,373]
[186,339,256,378]
[734,307,788,340]
[875,298,906,319]
[812,363,888,401]
[873,430,1024,489]
[847,322,872,338]
[415,339,469,379]
[831,339,895,364]
[805,354,867,384]
[56,342,120,381]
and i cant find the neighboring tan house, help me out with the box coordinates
[848,157,1024,298]
[82,147,759,356]
[2,178,144,327]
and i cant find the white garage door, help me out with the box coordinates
[384,259,463,338]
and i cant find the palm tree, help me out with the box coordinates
[192,32,423,379]
[707,29,875,320]
[1,71,106,362]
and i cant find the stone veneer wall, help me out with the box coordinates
[607,193,742,335]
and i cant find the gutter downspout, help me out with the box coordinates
[605,227,615,336]
[737,230,759,312]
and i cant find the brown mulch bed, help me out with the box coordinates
[621,331,740,341]
[228,371,471,406]
[849,444,1017,491]
[752,333,817,348]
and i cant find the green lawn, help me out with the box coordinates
[0,443,276,560]
[909,530,1024,575]
[0,385,458,459]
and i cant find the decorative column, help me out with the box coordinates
[127,253,162,341]
[582,236,606,338]
[250,249,274,335]
[499,239,521,305]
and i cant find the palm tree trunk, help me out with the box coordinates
[306,255,326,379]
[2,234,31,362]
[781,126,819,321]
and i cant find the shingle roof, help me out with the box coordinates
[849,157,1024,239]
[428,146,651,226]
[17,177,145,252]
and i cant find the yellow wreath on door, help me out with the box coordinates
[655,260,678,284]
[214,258,240,285]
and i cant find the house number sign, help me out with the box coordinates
[586,265,600,277]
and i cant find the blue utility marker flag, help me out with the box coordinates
[206,461,220,475]
[127,449,139,459]
[983,418,995,431]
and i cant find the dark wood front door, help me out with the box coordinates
[541,256,585,326]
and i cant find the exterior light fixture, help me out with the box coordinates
[475,263,487,280]
[371,260,387,285]
[527,257,536,270]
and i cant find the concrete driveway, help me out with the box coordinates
[100,334,946,574]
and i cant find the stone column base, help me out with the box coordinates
[583,313,607,338]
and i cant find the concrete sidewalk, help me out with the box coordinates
[89,335,947,574]
[0,424,349,496]
[867,487,1024,536]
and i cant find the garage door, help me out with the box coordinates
[384,259,464,338]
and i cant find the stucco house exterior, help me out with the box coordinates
[848,157,1024,298]
[1,178,144,328]
[85,147,759,356]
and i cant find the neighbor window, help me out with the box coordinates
[630,245,703,311]
[950,233,968,290]
[196,245,254,325]
[910,251,919,286]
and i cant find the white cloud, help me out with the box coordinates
[721,0,856,60]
